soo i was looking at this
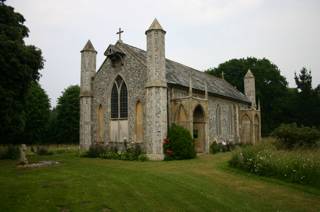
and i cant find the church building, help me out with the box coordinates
[79,19,261,160]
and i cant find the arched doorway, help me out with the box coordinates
[193,105,205,153]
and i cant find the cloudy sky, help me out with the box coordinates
[8,0,320,107]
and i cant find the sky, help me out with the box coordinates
[8,0,320,107]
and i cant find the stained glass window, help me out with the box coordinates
[110,76,128,119]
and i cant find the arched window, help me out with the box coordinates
[111,76,128,119]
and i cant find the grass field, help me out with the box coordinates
[0,152,319,211]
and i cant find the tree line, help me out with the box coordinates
[206,58,320,135]
[0,2,79,145]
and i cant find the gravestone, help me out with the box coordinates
[19,144,28,165]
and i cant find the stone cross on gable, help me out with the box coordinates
[116,28,124,42]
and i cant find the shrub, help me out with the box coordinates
[84,143,146,161]
[85,144,108,158]
[209,141,236,154]
[164,124,196,160]
[36,146,53,155]
[229,142,320,188]
[0,145,20,160]
[272,123,320,148]
[138,154,148,162]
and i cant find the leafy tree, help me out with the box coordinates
[0,2,44,144]
[55,85,80,144]
[206,57,288,135]
[45,108,59,144]
[23,82,50,144]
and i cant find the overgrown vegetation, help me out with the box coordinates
[272,123,320,148]
[209,141,237,154]
[164,124,196,160]
[0,145,20,159]
[84,144,148,161]
[229,140,320,188]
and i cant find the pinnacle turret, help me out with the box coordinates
[81,40,97,53]
[245,69,254,78]
[146,18,166,34]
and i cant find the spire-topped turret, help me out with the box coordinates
[244,69,256,108]
[144,19,167,160]
[80,39,97,150]
[245,69,254,78]
[81,40,97,53]
[146,18,166,34]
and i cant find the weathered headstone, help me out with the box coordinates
[19,144,28,165]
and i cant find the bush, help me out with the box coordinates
[84,144,146,161]
[0,145,20,160]
[138,154,148,162]
[36,146,53,155]
[229,141,320,188]
[85,144,108,158]
[272,123,320,148]
[164,124,196,160]
[209,141,236,154]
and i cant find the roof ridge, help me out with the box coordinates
[109,42,250,103]
[120,42,238,89]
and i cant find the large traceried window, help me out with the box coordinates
[111,76,128,119]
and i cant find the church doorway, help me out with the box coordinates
[193,105,205,153]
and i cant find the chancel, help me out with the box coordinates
[79,19,261,160]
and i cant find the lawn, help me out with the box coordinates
[0,152,319,211]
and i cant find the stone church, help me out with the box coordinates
[79,19,261,160]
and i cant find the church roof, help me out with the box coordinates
[117,42,251,104]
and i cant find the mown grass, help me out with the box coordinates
[0,152,319,211]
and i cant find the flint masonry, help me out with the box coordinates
[80,19,261,160]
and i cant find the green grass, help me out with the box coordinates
[0,152,319,211]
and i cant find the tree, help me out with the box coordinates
[23,82,50,144]
[206,57,288,135]
[294,67,312,95]
[0,3,44,144]
[55,85,80,144]
[293,68,320,127]
[45,108,59,144]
